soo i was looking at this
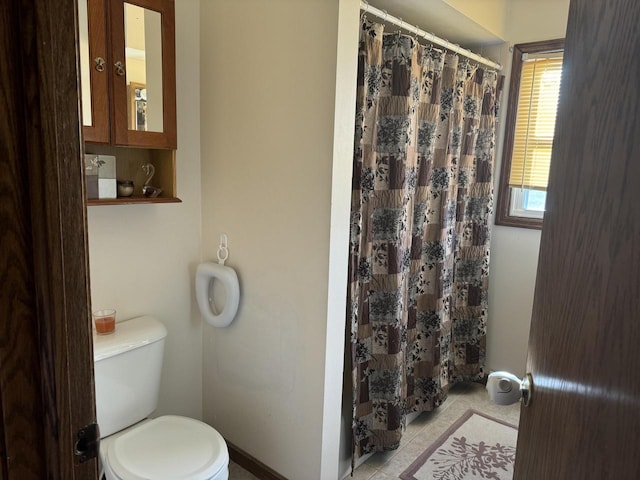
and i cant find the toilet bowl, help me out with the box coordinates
[100,416,229,480]
[94,316,229,480]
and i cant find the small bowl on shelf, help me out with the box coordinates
[117,180,134,197]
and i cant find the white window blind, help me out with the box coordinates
[508,55,563,189]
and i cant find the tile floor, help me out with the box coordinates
[228,382,520,480]
[350,382,521,480]
[228,461,261,479]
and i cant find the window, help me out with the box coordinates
[496,39,564,229]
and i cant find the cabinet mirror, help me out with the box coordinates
[124,2,164,133]
[78,0,92,127]
[78,0,110,143]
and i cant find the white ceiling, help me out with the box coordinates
[365,0,505,47]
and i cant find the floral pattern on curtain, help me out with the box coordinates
[348,20,503,460]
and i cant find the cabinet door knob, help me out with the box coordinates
[94,57,105,72]
[114,61,125,76]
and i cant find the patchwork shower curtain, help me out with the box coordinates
[348,20,503,459]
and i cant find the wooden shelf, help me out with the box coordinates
[87,196,181,206]
[84,145,177,206]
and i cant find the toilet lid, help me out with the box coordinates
[108,416,228,480]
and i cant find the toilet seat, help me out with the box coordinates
[106,415,228,480]
[195,261,240,328]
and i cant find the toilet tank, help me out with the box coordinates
[93,315,167,438]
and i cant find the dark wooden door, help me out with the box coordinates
[514,0,640,478]
[0,0,97,478]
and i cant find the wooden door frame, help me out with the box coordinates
[1,0,97,478]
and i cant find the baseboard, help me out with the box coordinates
[227,442,287,480]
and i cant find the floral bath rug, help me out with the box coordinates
[400,409,517,480]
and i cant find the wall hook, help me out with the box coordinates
[217,234,229,265]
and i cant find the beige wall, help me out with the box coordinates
[487,0,570,375]
[199,1,359,478]
[87,0,203,419]
[505,0,570,44]
[443,0,508,38]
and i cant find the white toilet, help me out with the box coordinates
[94,315,229,480]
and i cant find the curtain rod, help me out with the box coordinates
[360,1,502,71]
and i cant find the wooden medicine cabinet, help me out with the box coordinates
[78,0,179,205]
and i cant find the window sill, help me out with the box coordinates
[494,213,543,230]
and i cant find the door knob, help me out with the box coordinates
[486,371,533,407]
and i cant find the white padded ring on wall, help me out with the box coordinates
[196,262,240,328]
